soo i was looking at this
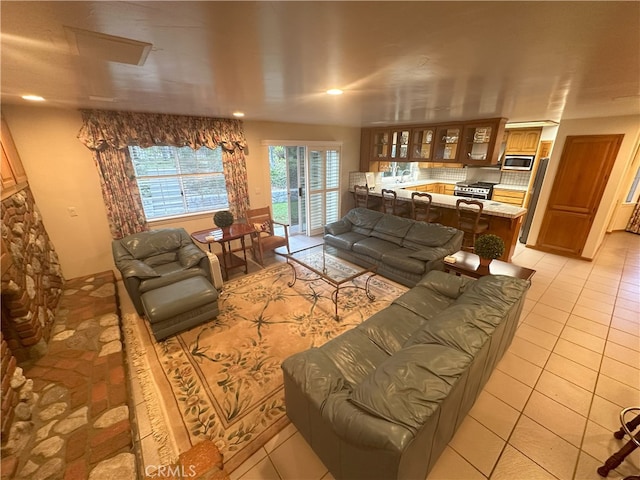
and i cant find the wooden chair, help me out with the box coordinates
[354,185,369,208]
[597,407,640,477]
[456,199,489,252]
[411,192,441,223]
[245,206,290,266]
[381,189,410,216]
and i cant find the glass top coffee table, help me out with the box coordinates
[281,244,377,321]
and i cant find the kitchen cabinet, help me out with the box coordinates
[461,118,507,166]
[1,116,28,199]
[433,126,461,162]
[492,188,525,206]
[371,129,391,160]
[360,117,507,167]
[390,128,411,160]
[409,128,435,160]
[505,128,541,155]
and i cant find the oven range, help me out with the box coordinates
[453,182,496,200]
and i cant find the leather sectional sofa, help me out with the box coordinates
[282,270,530,480]
[323,208,463,287]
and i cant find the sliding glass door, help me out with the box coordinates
[268,144,340,237]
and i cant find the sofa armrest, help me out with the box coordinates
[325,219,351,236]
[205,252,224,290]
[179,243,207,268]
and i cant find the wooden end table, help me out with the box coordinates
[443,250,535,281]
[191,223,256,280]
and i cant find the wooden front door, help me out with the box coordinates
[536,134,623,257]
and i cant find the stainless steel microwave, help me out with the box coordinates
[502,154,535,171]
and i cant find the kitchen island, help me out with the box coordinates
[362,185,527,261]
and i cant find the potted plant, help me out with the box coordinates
[474,234,505,267]
[213,210,234,228]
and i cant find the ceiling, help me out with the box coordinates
[2,1,639,127]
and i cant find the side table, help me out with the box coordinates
[443,250,535,281]
[191,223,256,280]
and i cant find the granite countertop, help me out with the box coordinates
[367,186,527,219]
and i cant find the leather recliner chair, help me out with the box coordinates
[112,227,222,340]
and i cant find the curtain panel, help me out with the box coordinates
[77,109,250,238]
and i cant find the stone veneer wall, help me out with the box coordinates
[1,187,64,363]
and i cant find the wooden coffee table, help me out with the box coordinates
[443,250,535,280]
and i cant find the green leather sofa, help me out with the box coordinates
[282,270,531,480]
[324,208,463,287]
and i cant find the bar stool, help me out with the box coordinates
[456,199,489,251]
[354,185,369,208]
[597,406,640,478]
[381,189,409,216]
[411,192,441,223]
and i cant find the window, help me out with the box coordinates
[129,145,228,220]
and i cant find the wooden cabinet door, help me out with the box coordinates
[522,130,541,154]
[1,144,16,189]
[537,135,623,257]
[505,128,541,154]
[433,126,461,162]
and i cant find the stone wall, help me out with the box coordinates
[1,187,64,362]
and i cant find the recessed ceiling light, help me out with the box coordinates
[22,95,45,102]
[326,89,343,96]
[232,112,245,117]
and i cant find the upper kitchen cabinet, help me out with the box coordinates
[433,126,461,162]
[1,116,28,199]
[460,118,507,166]
[389,128,411,160]
[371,129,391,160]
[409,127,435,160]
[505,127,542,155]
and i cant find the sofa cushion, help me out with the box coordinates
[121,229,184,259]
[324,231,368,251]
[349,344,472,432]
[416,270,470,299]
[319,328,390,386]
[139,265,207,293]
[145,251,178,267]
[370,215,414,246]
[456,274,531,312]
[380,248,426,275]
[178,243,206,268]
[345,208,384,235]
[407,247,450,262]
[391,284,456,322]
[352,237,399,261]
[357,304,429,355]
[403,222,458,249]
[403,304,495,356]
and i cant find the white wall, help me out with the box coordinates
[2,105,360,279]
[527,114,640,258]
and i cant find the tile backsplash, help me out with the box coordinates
[500,171,531,185]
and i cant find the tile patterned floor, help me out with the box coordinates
[127,232,640,480]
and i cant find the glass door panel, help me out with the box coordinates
[410,128,434,160]
[434,127,460,161]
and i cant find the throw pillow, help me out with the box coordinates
[253,221,271,236]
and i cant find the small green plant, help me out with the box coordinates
[213,210,234,228]
[474,234,505,260]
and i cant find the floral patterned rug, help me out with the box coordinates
[123,259,407,473]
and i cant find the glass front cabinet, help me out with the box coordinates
[461,118,507,166]
[409,128,435,160]
[360,118,507,169]
[433,126,461,162]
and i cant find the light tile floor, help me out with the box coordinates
[125,232,640,480]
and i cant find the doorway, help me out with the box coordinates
[268,144,341,237]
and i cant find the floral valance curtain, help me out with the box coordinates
[77,109,250,239]
[77,109,247,152]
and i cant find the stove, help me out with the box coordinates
[453,182,496,200]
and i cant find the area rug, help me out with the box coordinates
[123,259,407,473]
